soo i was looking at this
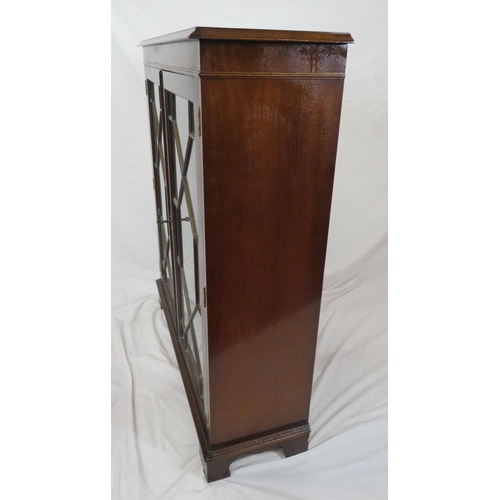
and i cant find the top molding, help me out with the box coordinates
[139,27,354,47]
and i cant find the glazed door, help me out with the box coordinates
[146,67,209,421]
[146,76,176,318]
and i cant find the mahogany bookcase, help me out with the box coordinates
[140,27,353,482]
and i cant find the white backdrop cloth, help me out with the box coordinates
[112,1,387,498]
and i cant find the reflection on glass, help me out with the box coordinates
[168,91,204,399]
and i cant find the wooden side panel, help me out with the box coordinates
[201,76,345,445]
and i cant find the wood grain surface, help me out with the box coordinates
[201,73,345,445]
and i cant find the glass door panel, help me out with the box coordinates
[147,79,175,314]
[165,87,205,401]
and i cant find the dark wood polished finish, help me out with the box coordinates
[202,76,345,445]
[139,26,354,46]
[142,27,352,482]
[199,41,348,76]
